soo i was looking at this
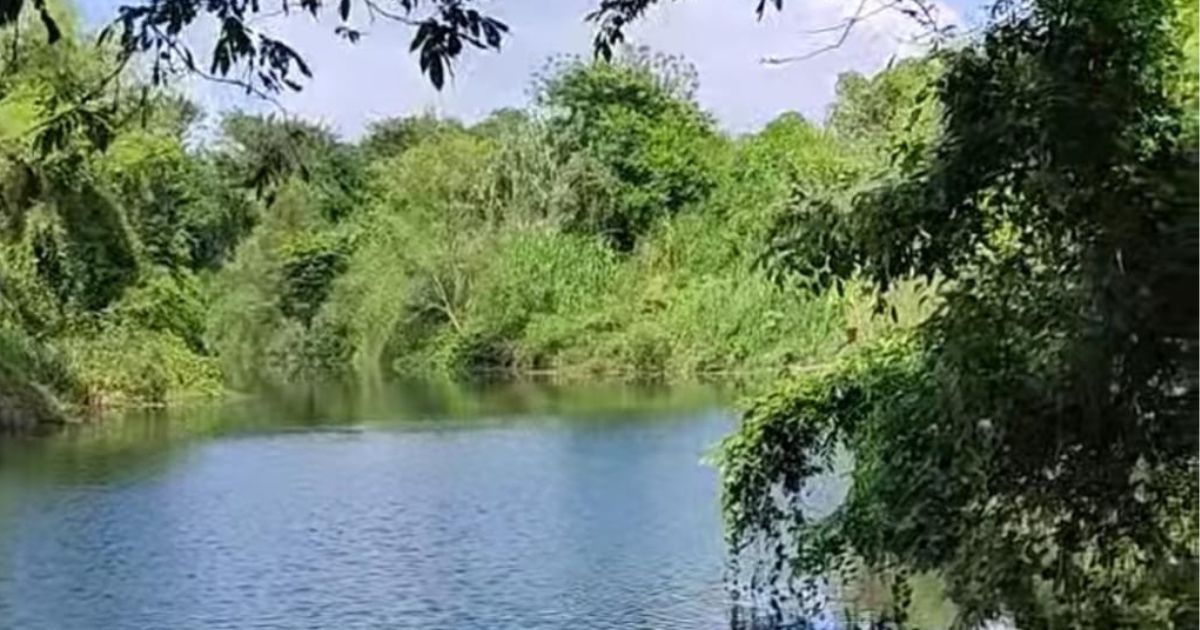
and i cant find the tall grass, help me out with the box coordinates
[39,54,933,404]
[293,118,911,384]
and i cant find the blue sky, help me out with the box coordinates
[79,0,983,137]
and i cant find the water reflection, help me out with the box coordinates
[0,380,952,629]
[0,380,737,629]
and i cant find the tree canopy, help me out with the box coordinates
[720,0,1198,626]
[0,0,1194,627]
[0,0,808,97]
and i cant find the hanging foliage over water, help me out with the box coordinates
[1,3,1195,626]
[719,0,1198,626]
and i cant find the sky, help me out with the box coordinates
[79,0,982,138]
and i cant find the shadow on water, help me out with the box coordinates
[0,379,731,481]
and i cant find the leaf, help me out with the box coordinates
[338,0,351,21]
[595,41,612,61]
[0,0,21,25]
[292,50,312,77]
[907,106,923,128]
[334,26,361,43]
[35,0,59,44]
[211,41,230,75]
[428,55,444,89]
[411,22,431,52]
[755,0,783,19]
[466,11,481,37]
[481,19,507,48]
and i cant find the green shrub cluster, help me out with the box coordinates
[201,47,923,389]
[716,0,1199,625]
[0,7,924,419]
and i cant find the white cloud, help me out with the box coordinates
[84,0,962,138]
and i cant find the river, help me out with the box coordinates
[0,381,956,629]
[0,381,746,629]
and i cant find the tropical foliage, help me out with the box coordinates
[0,1,1194,627]
[0,6,912,420]
[718,0,1198,627]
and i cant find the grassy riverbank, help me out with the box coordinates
[0,5,931,426]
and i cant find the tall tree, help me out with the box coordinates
[722,0,1198,626]
[537,48,719,250]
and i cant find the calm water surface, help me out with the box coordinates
[0,382,744,629]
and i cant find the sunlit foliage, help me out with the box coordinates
[3,3,1194,626]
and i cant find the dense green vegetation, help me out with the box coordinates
[1,0,1195,627]
[717,0,1199,627]
[204,48,918,391]
[0,7,921,423]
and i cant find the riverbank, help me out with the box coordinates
[0,371,64,431]
[0,8,930,430]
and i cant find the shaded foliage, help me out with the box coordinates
[0,5,240,409]
[722,0,1199,626]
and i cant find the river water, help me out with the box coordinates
[0,382,748,629]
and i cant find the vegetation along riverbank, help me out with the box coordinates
[0,0,1195,626]
[0,4,930,426]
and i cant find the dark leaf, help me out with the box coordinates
[334,26,361,43]
[291,48,312,77]
[411,22,431,52]
[427,55,444,89]
[0,0,21,25]
[36,1,59,44]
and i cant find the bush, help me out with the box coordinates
[111,269,208,351]
[62,324,222,406]
[538,49,723,250]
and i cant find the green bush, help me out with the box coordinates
[0,326,79,401]
[111,270,208,352]
[538,49,722,250]
[62,324,222,406]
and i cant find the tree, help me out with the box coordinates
[825,57,942,170]
[0,6,235,409]
[0,0,953,161]
[0,0,790,100]
[2,0,509,91]
[721,0,1198,626]
[360,113,464,160]
[537,48,720,250]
